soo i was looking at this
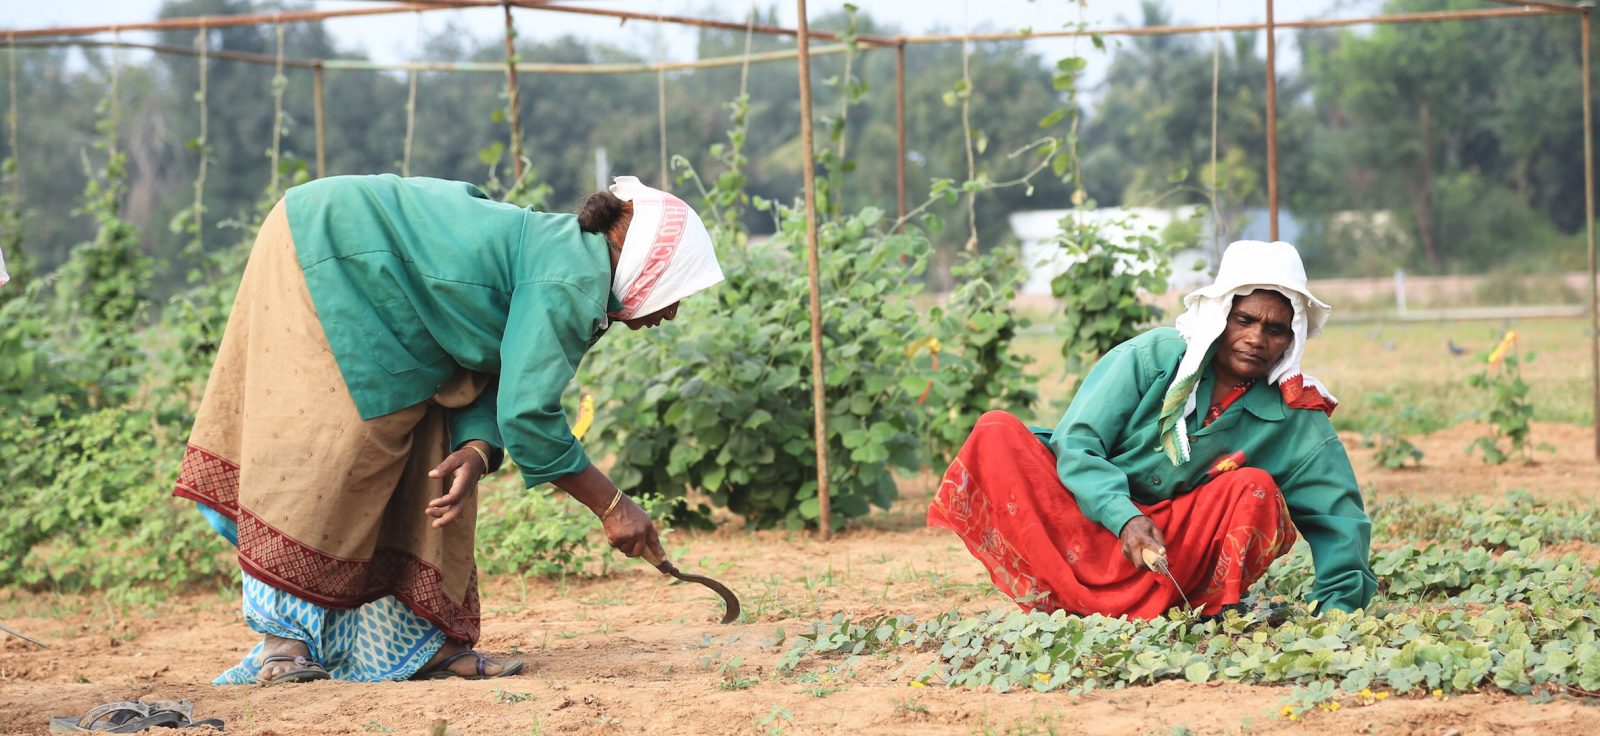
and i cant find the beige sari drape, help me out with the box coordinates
[173,200,484,644]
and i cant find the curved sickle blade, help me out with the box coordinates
[666,570,741,624]
[642,549,741,624]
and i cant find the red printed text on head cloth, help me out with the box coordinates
[620,196,688,316]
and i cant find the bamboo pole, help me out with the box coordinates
[896,41,907,227]
[1583,9,1598,460]
[656,19,668,189]
[8,36,850,75]
[502,1,523,183]
[321,45,849,74]
[268,18,285,195]
[896,6,1568,44]
[314,62,326,179]
[1480,0,1583,13]
[9,7,1567,72]
[4,3,466,39]
[794,0,831,540]
[6,34,18,201]
[403,12,420,178]
[509,1,898,47]
[1265,0,1279,241]
[10,38,321,68]
[13,1,1564,46]
[193,24,208,248]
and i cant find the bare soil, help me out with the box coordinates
[2,421,1596,735]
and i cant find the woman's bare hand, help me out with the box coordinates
[425,443,488,528]
[601,494,665,561]
[1119,516,1167,571]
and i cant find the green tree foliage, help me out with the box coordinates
[1302,0,1586,273]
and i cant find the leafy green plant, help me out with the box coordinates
[1048,213,1175,375]
[0,408,232,592]
[779,493,1600,702]
[581,202,927,530]
[754,705,792,735]
[1360,393,1424,469]
[49,76,151,409]
[917,247,1038,463]
[1365,431,1423,469]
[1466,331,1540,464]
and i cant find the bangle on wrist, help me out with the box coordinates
[465,444,491,472]
[600,489,624,520]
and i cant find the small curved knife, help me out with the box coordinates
[643,548,741,624]
[0,622,47,648]
[1142,548,1193,610]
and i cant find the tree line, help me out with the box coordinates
[1,0,1592,303]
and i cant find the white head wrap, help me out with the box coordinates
[1158,240,1338,465]
[607,176,724,320]
[0,243,9,288]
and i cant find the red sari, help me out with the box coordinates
[928,410,1296,618]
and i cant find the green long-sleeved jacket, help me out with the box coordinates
[285,174,617,487]
[1039,327,1376,613]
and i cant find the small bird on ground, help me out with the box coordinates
[1447,339,1468,357]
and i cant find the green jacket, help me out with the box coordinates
[1040,327,1376,613]
[285,174,617,487]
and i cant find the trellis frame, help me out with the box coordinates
[5,1,1597,533]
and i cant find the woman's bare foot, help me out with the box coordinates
[255,634,327,684]
[419,640,517,678]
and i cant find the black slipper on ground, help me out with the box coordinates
[256,654,331,685]
[411,650,525,681]
[49,699,224,733]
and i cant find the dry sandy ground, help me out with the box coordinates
[2,422,1597,736]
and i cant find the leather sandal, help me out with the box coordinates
[410,650,524,681]
[256,654,331,685]
[49,701,185,733]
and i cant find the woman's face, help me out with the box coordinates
[1212,290,1294,384]
[619,302,679,330]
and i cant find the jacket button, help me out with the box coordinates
[1150,476,1163,486]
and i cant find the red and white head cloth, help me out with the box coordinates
[608,176,724,320]
[1158,240,1338,465]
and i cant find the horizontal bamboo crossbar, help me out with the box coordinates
[9,37,850,74]
[5,2,1572,59]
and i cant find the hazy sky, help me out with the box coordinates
[7,1,1383,86]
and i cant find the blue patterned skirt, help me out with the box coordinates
[201,505,445,684]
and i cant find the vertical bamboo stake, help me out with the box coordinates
[502,1,524,183]
[268,16,285,195]
[795,0,831,539]
[1264,0,1279,240]
[959,6,977,252]
[313,62,326,179]
[1583,9,1598,460]
[7,33,19,201]
[193,23,208,248]
[1209,0,1222,258]
[895,41,907,227]
[658,65,669,188]
[403,11,419,177]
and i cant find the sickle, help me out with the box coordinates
[643,548,741,624]
[1142,548,1193,610]
[0,622,47,649]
